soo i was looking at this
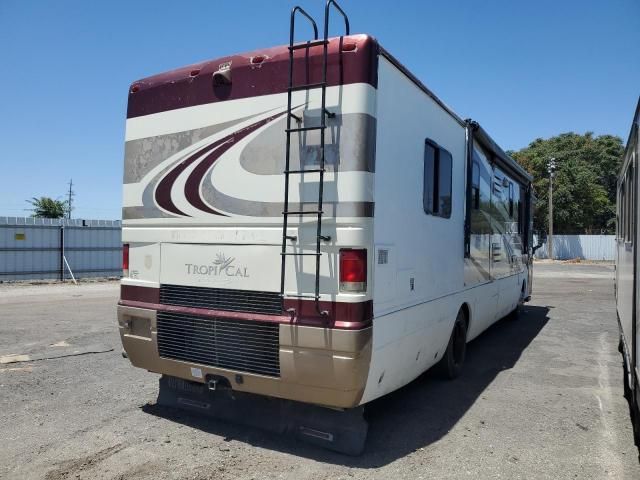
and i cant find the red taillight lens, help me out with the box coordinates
[340,249,367,292]
[122,243,129,276]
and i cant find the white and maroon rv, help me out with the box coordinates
[118,1,534,454]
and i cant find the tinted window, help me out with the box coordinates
[508,182,514,217]
[423,140,452,219]
[471,161,480,209]
[626,165,634,242]
[439,149,452,218]
[423,142,436,214]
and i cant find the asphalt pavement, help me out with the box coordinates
[0,263,638,479]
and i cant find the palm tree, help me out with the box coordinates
[27,197,67,218]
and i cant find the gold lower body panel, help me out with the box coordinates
[117,305,372,409]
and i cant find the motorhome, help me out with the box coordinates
[616,97,640,444]
[118,1,534,454]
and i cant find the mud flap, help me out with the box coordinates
[156,375,368,455]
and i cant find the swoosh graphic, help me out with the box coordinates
[183,110,289,216]
[154,139,228,216]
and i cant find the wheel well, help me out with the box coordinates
[459,302,471,330]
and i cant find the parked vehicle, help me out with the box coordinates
[616,97,640,444]
[118,1,534,454]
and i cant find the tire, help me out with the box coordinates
[632,386,640,446]
[508,282,527,321]
[507,305,521,321]
[623,359,632,401]
[437,309,468,380]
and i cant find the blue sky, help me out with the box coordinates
[0,0,638,219]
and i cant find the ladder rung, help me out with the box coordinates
[289,39,328,50]
[286,125,325,133]
[285,168,325,174]
[288,82,326,92]
[280,252,322,256]
[283,210,322,215]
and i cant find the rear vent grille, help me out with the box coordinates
[156,311,280,377]
[160,284,283,315]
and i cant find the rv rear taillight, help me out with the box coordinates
[122,243,129,277]
[339,249,367,293]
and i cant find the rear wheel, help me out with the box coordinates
[437,309,467,379]
[634,398,640,446]
[623,358,632,400]
[509,281,527,320]
[507,305,521,320]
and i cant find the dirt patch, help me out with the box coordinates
[44,444,125,480]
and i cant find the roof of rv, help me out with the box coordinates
[617,96,640,183]
[126,34,378,119]
[126,33,531,184]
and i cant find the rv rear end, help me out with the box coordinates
[117,13,534,453]
[118,35,377,410]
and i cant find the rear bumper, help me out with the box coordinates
[117,305,372,408]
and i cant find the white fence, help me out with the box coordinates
[534,235,615,261]
[0,217,122,281]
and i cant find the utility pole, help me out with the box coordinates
[547,158,556,260]
[67,179,74,219]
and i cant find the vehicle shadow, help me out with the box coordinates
[142,304,550,467]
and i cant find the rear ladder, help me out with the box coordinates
[279,1,350,315]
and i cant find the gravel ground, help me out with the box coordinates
[0,263,638,479]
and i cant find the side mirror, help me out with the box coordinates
[531,231,546,254]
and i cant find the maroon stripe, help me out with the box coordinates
[127,35,379,119]
[184,110,288,215]
[121,284,160,304]
[120,300,292,325]
[119,284,372,330]
[154,137,230,216]
[283,298,373,329]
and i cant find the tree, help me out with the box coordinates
[509,132,624,234]
[27,197,67,219]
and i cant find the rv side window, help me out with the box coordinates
[508,182,514,217]
[423,142,436,214]
[471,161,480,209]
[518,188,525,234]
[628,179,632,242]
[423,140,452,219]
[624,165,635,243]
[628,171,631,241]
[620,182,625,241]
[438,149,452,217]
